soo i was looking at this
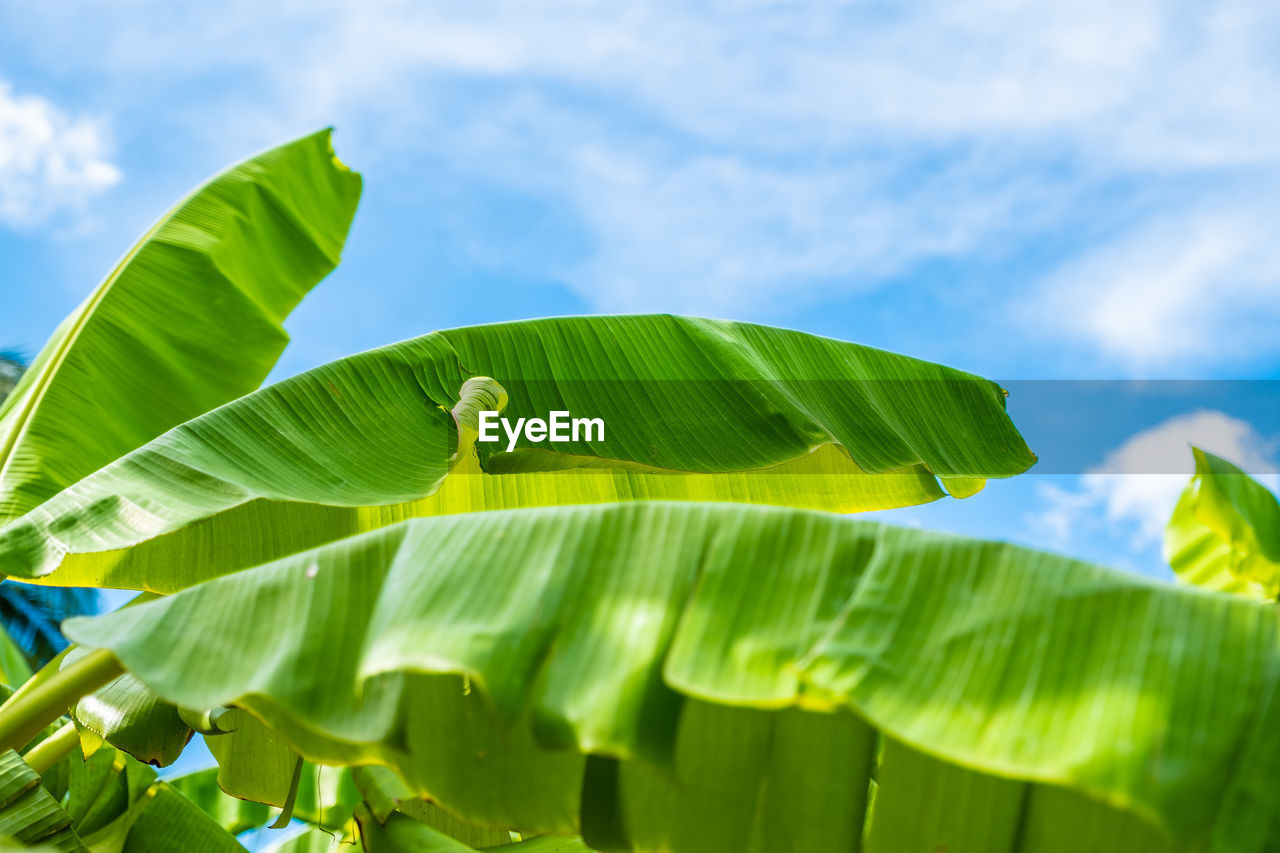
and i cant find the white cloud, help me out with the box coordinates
[1030,410,1279,552]
[7,0,1280,365]
[0,81,121,227]
[540,142,1046,315]
[1023,198,1280,371]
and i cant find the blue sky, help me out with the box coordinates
[3,2,1280,583]
[4,4,1280,844]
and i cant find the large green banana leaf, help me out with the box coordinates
[0,128,361,525]
[0,316,1034,591]
[62,502,1279,852]
[1166,447,1280,600]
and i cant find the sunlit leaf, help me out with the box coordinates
[72,672,190,768]
[1166,447,1280,600]
[63,502,1274,852]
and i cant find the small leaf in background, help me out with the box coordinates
[1166,446,1280,599]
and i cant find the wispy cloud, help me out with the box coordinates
[1023,199,1280,371]
[6,1,1280,368]
[0,81,120,228]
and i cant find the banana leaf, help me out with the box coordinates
[0,316,1034,592]
[0,749,83,851]
[0,129,361,525]
[62,502,1280,852]
[1166,447,1280,600]
[204,712,301,813]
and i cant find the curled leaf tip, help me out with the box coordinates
[178,705,241,735]
[451,377,510,461]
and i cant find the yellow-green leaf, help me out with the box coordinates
[1165,447,1280,600]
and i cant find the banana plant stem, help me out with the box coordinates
[22,721,79,775]
[0,648,122,754]
[2,646,71,709]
